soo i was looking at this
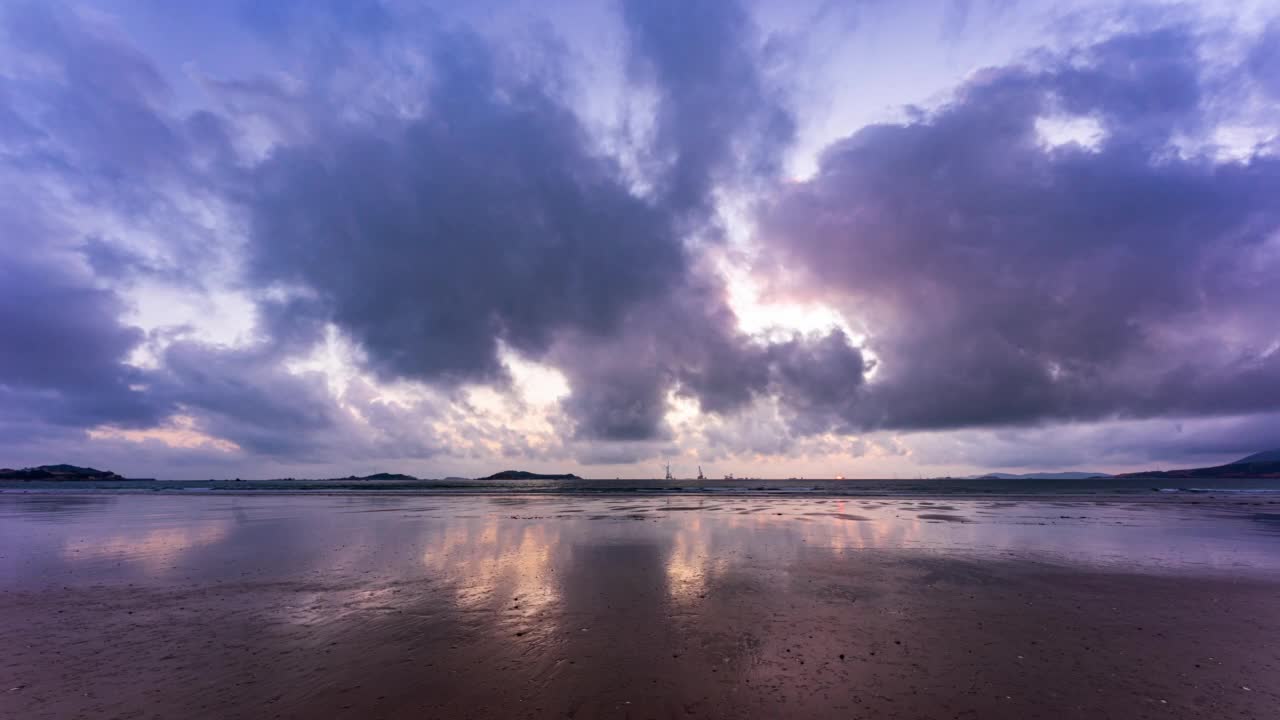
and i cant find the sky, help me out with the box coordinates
[2,0,1279,479]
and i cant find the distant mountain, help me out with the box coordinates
[977,472,1112,480]
[0,464,128,481]
[480,470,582,480]
[1232,449,1280,464]
[1115,459,1280,479]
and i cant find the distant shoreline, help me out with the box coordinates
[4,476,1280,500]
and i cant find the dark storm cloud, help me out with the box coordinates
[247,27,685,386]
[0,234,394,460]
[0,4,357,459]
[0,3,187,190]
[146,338,436,462]
[6,0,1277,473]
[1249,19,1280,101]
[0,4,236,441]
[243,0,855,446]
[0,2,240,281]
[550,278,769,444]
[760,24,1280,432]
[154,342,343,456]
[0,0,848,456]
[622,0,794,217]
[765,329,870,434]
[0,246,170,433]
[0,5,177,435]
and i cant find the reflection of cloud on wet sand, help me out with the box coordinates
[658,502,916,608]
[0,494,117,522]
[422,518,563,625]
[62,522,231,575]
[7,494,1280,720]
[664,514,730,606]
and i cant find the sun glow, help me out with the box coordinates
[1035,114,1105,151]
[723,264,857,342]
[88,415,241,452]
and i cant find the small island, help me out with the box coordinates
[479,470,582,480]
[333,472,419,481]
[0,464,139,481]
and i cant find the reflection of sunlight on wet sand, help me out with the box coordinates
[664,498,1280,572]
[805,501,907,553]
[62,522,230,575]
[659,503,903,605]
[665,502,912,571]
[652,499,1044,598]
[269,512,567,631]
[34,494,1280,636]
[422,518,562,620]
[7,494,1280,720]
[664,515,731,606]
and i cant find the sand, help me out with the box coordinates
[2,494,1278,719]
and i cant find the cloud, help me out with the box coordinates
[235,0,392,40]
[1249,19,1280,101]
[0,247,169,432]
[154,341,347,456]
[907,411,1280,471]
[0,3,236,208]
[0,5,177,437]
[621,0,794,216]
[2,1,1278,476]
[245,23,688,385]
[759,22,1280,432]
[765,329,870,434]
[2,3,180,177]
[241,0,857,450]
[0,0,863,464]
[0,3,232,441]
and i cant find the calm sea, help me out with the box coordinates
[4,476,1280,497]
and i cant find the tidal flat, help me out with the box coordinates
[2,493,1278,719]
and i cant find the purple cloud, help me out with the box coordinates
[1,1,1277,475]
[759,23,1280,432]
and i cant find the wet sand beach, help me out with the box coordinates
[2,493,1279,719]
